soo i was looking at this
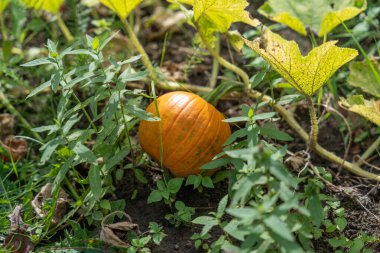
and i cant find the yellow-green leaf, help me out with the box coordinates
[347,60,380,98]
[0,0,10,14]
[22,0,64,14]
[176,0,260,46]
[99,0,142,20]
[340,95,380,126]
[244,28,358,96]
[258,0,366,37]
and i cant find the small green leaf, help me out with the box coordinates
[201,176,214,188]
[89,165,102,200]
[147,190,162,203]
[92,37,100,51]
[21,58,53,67]
[167,178,184,193]
[336,217,347,231]
[264,215,294,242]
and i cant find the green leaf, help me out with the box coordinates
[258,0,367,36]
[72,142,97,164]
[347,60,380,98]
[244,28,358,96]
[177,0,259,46]
[89,165,102,200]
[167,178,184,193]
[307,192,323,227]
[40,137,64,164]
[99,0,142,19]
[185,174,202,189]
[340,95,380,126]
[201,176,214,188]
[147,190,163,203]
[217,195,228,216]
[21,58,53,67]
[264,215,294,242]
[336,217,347,231]
[201,157,230,170]
[259,125,294,141]
[22,0,64,13]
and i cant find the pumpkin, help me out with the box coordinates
[138,91,231,177]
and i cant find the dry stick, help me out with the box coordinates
[0,90,43,142]
[122,19,380,181]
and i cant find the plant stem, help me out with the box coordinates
[0,90,43,142]
[64,176,80,201]
[248,90,380,181]
[56,14,74,42]
[209,36,220,88]
[72,92,98,132]
[307,97,319,150]
[356,135,380,166]
[122,19,160,89]
[200,34,251,91]
[0,14,8,41]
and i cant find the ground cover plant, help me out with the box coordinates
[1,0,380,252]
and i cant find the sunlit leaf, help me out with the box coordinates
[22,0,64,14]
[0,0,10,14]
[175,0,260,46]
[258,0,367,36]
[347,59,380,98]
[99,0,142,20]
[340,95,380,126]
[244,28,358,96]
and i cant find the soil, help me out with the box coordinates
[116,169,227,253]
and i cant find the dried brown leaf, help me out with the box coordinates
[0,113,15,140]
[31,183,70,226]
[1,136,28,162]
[100,211,140,248]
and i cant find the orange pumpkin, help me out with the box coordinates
[138,91,231,177]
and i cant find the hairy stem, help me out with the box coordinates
[56,14,74,42]
[72,92,98,132]
[200,34,251,91]
[209,36,220,88]
[0,90,43,142]
[356,135,380,166]
[307,97,319,150]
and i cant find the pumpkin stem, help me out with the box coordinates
[199,33,251,92]
[56,14,74,42]
[307,97,319,150]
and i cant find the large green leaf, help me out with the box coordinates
[175,0,259,46]
[244,28,358,96]
[340,95,380,126]
[22,0,64,13]
[258,0,367,36]
[99,0,142,19]
[0,0,9,14]
[347,60,380,98]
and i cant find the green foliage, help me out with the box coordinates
[165,201,195,227]
[147,177,184,205]
[258,0,367,36]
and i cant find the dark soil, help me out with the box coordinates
[116,169,227,253]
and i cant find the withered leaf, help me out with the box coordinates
[31,183,70,226]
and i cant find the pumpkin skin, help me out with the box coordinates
[138,91,231,177]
